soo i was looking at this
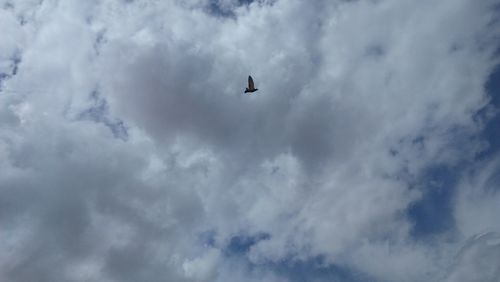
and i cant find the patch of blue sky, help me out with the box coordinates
[205,232,375,281]
[206,0,255,18]
[407,165,458,239]
[268,256,374,282]
[78,90,129,141]
[224,233,271,256]
[0,52,21,91]
[480,64,500,157]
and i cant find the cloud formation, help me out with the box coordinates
[0,0,499,281]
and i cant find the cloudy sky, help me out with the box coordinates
[1,0,500,281]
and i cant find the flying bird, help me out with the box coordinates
[244,75,258,93]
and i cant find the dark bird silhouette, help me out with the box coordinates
[244,75,258,93]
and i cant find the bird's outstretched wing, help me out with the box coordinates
[248,76,255,90]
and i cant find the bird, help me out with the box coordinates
[244,75,258,93]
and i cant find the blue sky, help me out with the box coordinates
[483,65,500,155]
[0,0,500,281]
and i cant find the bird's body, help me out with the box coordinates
[244,76,258,93]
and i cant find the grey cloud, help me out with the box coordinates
[0,0,499,281]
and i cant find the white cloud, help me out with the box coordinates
[0,0,499,281]
[183,248,221,281]
[445,232,500,282]
[454,157,500,238]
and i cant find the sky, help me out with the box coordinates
[0,0,499,281]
